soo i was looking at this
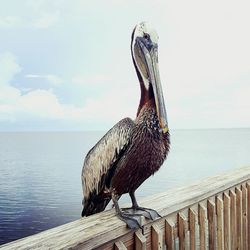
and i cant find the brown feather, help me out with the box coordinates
[81,118,134,216]
[110,100,170,195]
[81,100,170,216]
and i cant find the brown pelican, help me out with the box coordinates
[81,22,170,229]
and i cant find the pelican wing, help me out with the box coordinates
[82,118,134,205]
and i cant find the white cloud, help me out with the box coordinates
[0,13,59,29]
[18,89,62,119]
[0,16,23,29]
[0,52,21,86]
[0,0,60,30]
[0,53,22,110]
[32,11,60,28]
[72,74,112,87]
[1,0,250,130]
[0,52,135,128]
[0,53,68,122]
[82,86,138,122]
[25,74,62,86]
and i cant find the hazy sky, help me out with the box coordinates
[0,0,249,131]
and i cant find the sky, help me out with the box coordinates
[0,0,249,131]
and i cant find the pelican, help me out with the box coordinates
[81,22,170,229]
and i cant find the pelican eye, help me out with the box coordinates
[143,33,150,40]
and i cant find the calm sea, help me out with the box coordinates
[0,129,250,245]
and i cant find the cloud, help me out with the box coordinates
[0,14,59,29]
[0,52,136,129]
[0,52,135,130]
[32,11,60,28]
[72,74,112,87]
[0,0,60,30]
[0,52,21,85]
[0,53,69,123]
[1,0,250,130]
[25,74,62,86]
[0,53,22,113]
[0,16,23,29]
[82,86,138,122]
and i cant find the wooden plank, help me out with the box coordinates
[178,213,187,250]
[151,224,162,250]
[246,182,250,250]
[242,184,247,250]
[114,241,127,250]
[223,193,230,250]
[235,187,243,249]
[207,200,216,250]
[189,208,196,250]
[229,190,237,250]
[216,197,223,250]
[165,219,175,250]
[1,166,250,250]
[135,230,146,250]
[198,204,206,250]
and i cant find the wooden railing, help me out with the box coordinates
[1,166,250,250]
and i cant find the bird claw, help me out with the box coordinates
[121,207,152,219]
[137,207,161,220]
[121,207,161,220]
[117,212,143,229]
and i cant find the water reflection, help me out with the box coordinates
[0,129,249,245]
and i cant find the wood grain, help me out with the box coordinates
[242,184,247,250]
[223,192,230,250]
[216,197,223,250]
[135,230,146,250]
[229,190,237,250]
[0,166,249,250]
[178,213,187,250]
[151,224,162,250]
[114,241,127,250]
[198,204,206,250]
[207,200,216,250]
[165,219,175,250]
[236,187,243,249]
[189,208,196,250]
[246,182,250,250]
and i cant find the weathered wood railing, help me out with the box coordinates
[1,166,250,249]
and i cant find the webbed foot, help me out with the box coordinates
[122,207,161,220]
[112,192,143,229]
[135,207,161,220]
[121,207,152,219]
[117,212,142,229]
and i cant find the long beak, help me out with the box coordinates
[136,38,168,133]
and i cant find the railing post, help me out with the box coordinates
[151,224,163,250]
[189,208,196,250]
[114,241,127,250]
[223,192,230,250]
[230,190,237,249]
[178,213,187,250]
[242,184,248,250]
[207,200,216,250]
[199,204,206,250]
[135,230,146,250]
[1,166,249,250]
[165,219,175,250]
[246,182,250,250]
[236,187,243,249]
[216,196,224,250]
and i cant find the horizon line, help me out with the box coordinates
[0,127,249,133]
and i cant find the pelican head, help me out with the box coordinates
[131,22,168,133]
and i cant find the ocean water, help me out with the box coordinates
[0,129,249,245]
